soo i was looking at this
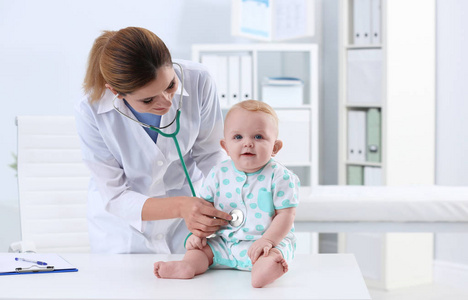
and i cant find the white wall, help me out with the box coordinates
[0,0,319,250]
[434,0,468,266]
[0,0,251,206]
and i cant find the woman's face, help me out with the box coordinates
[121,65,178,115]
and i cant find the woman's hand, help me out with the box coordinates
[179,197,231,237]
[186,234,207,250]
[248,237,275,264]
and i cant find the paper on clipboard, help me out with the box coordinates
[0,253,78,275]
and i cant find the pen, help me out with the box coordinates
[15,257,48,266]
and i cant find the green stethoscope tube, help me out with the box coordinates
[149,110,196,197]
[112,62,196,198]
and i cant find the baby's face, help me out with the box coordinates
[221,108,281,173]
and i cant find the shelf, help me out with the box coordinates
[345,161,382,168]
[346,45,382,50]
[193,43,318,53]
[346,103,382,108]
[192,43,319,187]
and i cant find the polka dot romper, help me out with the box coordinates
[197,158,300,270]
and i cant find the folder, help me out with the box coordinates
[201,54,229,107]
[347,49,382,104]
[228,55,240,105]
[366,108,381,162]
[275,109,310,163]
[370,0,381,45]
[353,0,371,45]
[240,55,253,101]
[0,253,78,275]
[347,165,364,185]
[364,166,382,185]
[348,110,366,162]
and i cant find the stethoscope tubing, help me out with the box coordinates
[112,62,197,197]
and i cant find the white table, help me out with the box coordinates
[0,253,370,300]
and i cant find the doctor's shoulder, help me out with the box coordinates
[74,93,100,119]
[175,59,213,84]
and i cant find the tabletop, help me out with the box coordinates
[0,253,370,300]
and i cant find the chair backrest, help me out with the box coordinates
[16,116,90,252]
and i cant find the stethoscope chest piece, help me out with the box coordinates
[229,209,245,227]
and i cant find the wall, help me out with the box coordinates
[434,0,468,268]
[0,0,249,207]
[0,0,319,250]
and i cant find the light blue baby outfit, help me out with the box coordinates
[198,158,300,271]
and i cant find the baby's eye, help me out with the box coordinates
[234,134,242,140]
[254,134,263,140]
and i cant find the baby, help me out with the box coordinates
[154,100,300,288]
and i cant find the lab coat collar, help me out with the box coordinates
[97,70,189,115]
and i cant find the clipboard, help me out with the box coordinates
[0,253,78,275]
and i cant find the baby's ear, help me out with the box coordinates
[220,139,229,155]
[271,140,283,157]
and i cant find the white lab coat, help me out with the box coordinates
[74,60,226,254]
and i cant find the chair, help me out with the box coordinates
[16,116,90,252]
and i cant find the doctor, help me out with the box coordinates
[75,27,231,254]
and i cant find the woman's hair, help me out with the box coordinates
[225,100,279,128]
[83,27,172,102]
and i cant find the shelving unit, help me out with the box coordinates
[338,0,436,290]
[192,43,319,190]
[192,43,320,255]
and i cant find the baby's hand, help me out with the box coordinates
[186,234,207,250]
[248,237,274,264]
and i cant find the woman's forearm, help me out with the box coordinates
[141,196,187,221]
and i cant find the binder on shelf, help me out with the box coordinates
[347,49,382,104]
[201,54,229,107]
[364,166,382,186]
[275,109,310,163]
[371,0,381,44]
[353,0,371,45]
[366,108,381,162]
[240,55,253,101]
[347,110,366,162]
[0,253,78,276]
[347,165,364,185]
[228,55,241,105]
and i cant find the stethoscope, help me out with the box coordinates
[112,62,244,227]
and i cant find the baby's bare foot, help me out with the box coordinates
[271,249,289,273]
[153,261,196,279]
[251,249,289,288]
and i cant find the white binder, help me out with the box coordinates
[364,166,383,185]
[347,49,382,104]
[347,110,366,162]
[353,0,371,45]
[228,55,240,105]
[275,109,310,163]
[371,0,381,45]
[240,55,253,101]
[201,55,229,107]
